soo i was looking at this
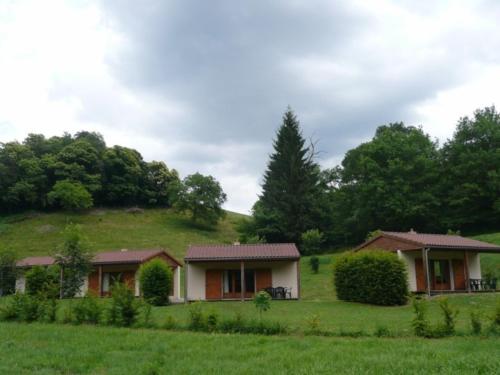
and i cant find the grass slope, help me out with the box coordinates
[0,208,243,260]
[1,323,499,374]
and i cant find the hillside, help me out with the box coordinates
[0,208,245,260]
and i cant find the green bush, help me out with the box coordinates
[309,256,320,274]
[412,297,431,337]
[470,309,482,335]
[253,291,271,319]
[188,302,206,331]
[139,259,173,306]
[107,283,140,327]
[206,311,219,332]
[0,293,43,322]
[25,265,60,299]
[162,315,178,330]
[333,250,408,306]
[437,298,459,336]
[301,229,324,255]
[73,293,102,324]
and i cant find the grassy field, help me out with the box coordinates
[0,208,242,260]
[1,322,499,374]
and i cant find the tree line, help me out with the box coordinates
[240,106,500,250]
[0,131,227,225]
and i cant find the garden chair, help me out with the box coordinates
[274,287,285,299]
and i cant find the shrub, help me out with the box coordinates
[333,250,408,306]
[25,265,60,299]
[188,302,206,331]
[412,297,431,337]
[470,309,482,335]
[0,293,43,322]
[374,325,392,338]
[47,180,93,210]
[139,259,173,306]
[140,301,155,328]
[206,311,219,332]
[301,229,324,255]
[40,297,58,323]
[254,291,271,319]
[162,315,178,330]
[107,283,140,327]
[218,312,245,333]
[73,293,102,324]
[305,314,321,333]
[437,298,459,336]
[309,256,320,274]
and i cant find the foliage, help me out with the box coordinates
[139,259,173,306]
[107,283,141,327]
[333,250,408,306]
[188,302,206,331]
[440,106,500,233]
[0,293,42,322]
[470,309,482,335]
[305,313,321,333]
[140,301,155,328]
[0,248,17,296]
[254,290,272,319]
[301,229,324,255]
[206,311,219,332]
[47,180,93,210]
[253,108,326,244]
[309,256,320,274]
[54,224,94,298]
[174,173,227,226]
[437,298,459,336]
[0,131,179,213]
[25,265,60,299]
[73,293,102,325]
[162,315,178,330]
[412,297,431,337]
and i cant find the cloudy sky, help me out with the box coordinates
[1,0,499,213]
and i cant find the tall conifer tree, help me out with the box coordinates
[254,108,321,244]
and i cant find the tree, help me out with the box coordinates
[174,173,227,225]
[0,249,17,296]
[139,259,173,306]
[47,180,93,210]
[253,109,323,244]
[143,161,180,206]
[330,123,441,244]
[440,106,500,232]
[301,229,324,255]
[54,224,94,298]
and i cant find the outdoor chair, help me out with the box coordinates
[274,286,285,299]
[284,287,292,299]
[263,287,275,298]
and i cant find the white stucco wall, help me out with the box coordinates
[186,260,299,301]
[397,250,482,292]
[15,274,26,293]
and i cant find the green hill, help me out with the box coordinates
[0,208,245,260]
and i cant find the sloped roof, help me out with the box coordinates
[185,243,300,261]
[17,249,182,268]
[358,231,500,251]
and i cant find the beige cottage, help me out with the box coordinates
[356,231,500,295]
[184,243,300,301]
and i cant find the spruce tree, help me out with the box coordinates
[254,109,321,245]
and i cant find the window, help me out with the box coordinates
[223,270,255,294]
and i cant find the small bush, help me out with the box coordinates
[25,265,60,299]
[333,250,408,306]
[107,283,140,327]
[301,229,324,255]
[412,297,431,337]
[305,314,321,333]
[254,291,271,319]
[162,315,178,330]
[218,312,245,333]
[1,293,43,322]
[309,256,320,274]
[73,293,102,324]
[139,301,155,328]
[206,311,219,332]
[0,293,25,321]
[40,298,58,323]
[470,309,482,335]
[374,325,392,338]
[139,259,173,306]
[188,302,206,331]
[437,298,459,336]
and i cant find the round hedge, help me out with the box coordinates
[333,250,408,306]
[139,259,173,306]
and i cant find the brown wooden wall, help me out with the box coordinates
[205,270,222,300]
[362,236,421,252]
[256,269,272,291]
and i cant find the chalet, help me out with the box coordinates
[16,249,183,301]
[356,231,500,295]
[184,243,300,301]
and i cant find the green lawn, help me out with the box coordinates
[0,208,242,260]
[0,323,499,374]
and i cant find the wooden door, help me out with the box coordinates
[452,259,466,290]
[88,271,99,295]
[415,258,425,292]
[205,270,222,300]
[255,269,272,292]
[430,260,451,290]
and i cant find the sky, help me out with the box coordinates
[1,0,499,214]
